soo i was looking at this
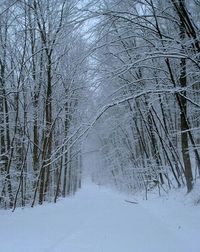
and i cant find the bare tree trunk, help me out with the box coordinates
[62,102,70,197]
[178,0,193,192]
[39,67,52,204]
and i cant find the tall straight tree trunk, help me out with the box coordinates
[39,54,52,204]
[0,22,9,177]
[179,0,193,192]
[0,63,7,173]
[44,55,53,198]
[62,102,70,197]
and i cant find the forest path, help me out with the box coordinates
[0,182,199,252]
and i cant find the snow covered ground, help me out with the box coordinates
[0,182,199,252]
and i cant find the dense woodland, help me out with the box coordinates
[0,0,200,210]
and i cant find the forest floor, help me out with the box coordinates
[0,181,199,252]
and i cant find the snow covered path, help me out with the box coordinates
[0,183,199,252]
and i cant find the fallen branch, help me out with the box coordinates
[124,199,138,204]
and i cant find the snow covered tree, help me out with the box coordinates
[85,0,200,194]
[0,0,89,210]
